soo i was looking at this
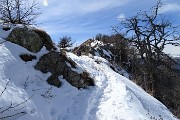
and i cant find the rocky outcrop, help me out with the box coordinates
[35,51,94,88]
[73,39,127,64]
[73,39,130,76]
[7,27,56,53]
[7,27,43,53]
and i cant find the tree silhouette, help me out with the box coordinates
[0,0,41,25]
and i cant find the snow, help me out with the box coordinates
[0,25,11,39]
[102,48,112,59]
[0,25,179,120]
[90,40,103,47]
[0,23,26,39]
[0,43,37,120]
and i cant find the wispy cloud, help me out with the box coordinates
[36,0,129,42]
[38,0,129,21]
[160,3,180,13]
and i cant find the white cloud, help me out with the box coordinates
[160,3,180,13]
[38,0,130,21]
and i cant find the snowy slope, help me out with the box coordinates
[0,27,179,119]
[67,53,178,120]
[0,40,36,119]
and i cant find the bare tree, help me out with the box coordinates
[114,0,180,94]
[58,36,74,49]
[0,0,41,25]
[120,1,179,61]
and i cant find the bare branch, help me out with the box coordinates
[0,81,35,119]
[0,80,10,97]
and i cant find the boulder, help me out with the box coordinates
[35,51,94,88]
[34,51,66,75]
[7,27,43,53]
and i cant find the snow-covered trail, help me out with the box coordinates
[94,63,147,120]
[60,56,109,120]
[69,54,144,120]
[67,53,178,120]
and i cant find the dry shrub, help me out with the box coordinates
[33,29,56,51]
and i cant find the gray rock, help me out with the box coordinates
[7,27,43,53]
[35,51,64,75]
[35,51,94,88]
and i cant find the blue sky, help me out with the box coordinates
[37,0,180,54]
